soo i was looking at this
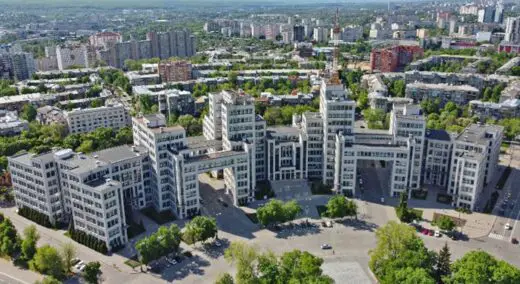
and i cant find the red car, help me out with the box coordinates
[428,230,434,236]
[421,229,429,235]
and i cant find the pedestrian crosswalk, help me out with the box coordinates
[488,233,505,240]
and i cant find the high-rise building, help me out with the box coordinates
[293,25,305,42]
[478,6,496,23]
[56,45,88,70]
[146,30,196,60]
[370,45,424,72]
[9,52,35,80]
[505,17,520,43]
[158,60,192,83]
[89,32,122,48]
[0,52,36,80]
[313,27,327,43]
[495,0,504,23]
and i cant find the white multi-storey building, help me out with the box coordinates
[64,103,130,134]
[9,152,62,224]
[9,82,504,251]
[448,124,503,210]
[56,45,88,70]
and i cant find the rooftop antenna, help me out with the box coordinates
[329,7,341,84]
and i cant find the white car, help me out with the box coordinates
[74,261,84,270]
[215,241,222,247]
[77,264,86,272]
[505,223,512,230]
[434,230,441,237]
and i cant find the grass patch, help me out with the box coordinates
[437,193,453,204]
[411,190,428,200]
[124,258,142,269]
[310,181,333,195]
[316,205,327,217]
[455,207,472,214]
[255,181,275,200]
[141,207,176,225]
[410,209,423,220]
[127,220,146,239]
[495,167,511,190]
[245,212,258,224]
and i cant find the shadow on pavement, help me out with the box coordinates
[273,222,322,239]
[192,238,230,259]
[336,219,379,232]
[160,255,210,282]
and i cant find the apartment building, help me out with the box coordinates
[9,152,62,224]
[370,45,424,72]
[405,82,480,107]
[56,45,89,70]
[470,99,520,120]
[64,103,130,134]
[89,32,122,48]
[448,124,503,210]
[158,61,193,83]
[424,129,454,187]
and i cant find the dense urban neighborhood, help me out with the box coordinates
[1,0,520,283]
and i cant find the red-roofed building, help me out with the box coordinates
[370,45,424,72]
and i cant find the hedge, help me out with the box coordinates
[18,207,53,228]
[68,223,108,254]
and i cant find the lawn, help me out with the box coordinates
[411,190,428,200]
[437,193,452,204]
[124,258,142,269]
[141,207,176,225]
[316,205,327,217]
[245,212,258,224]
[127,220,146,239]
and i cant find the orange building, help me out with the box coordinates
[370,45,424,72]
[158,60,193,83]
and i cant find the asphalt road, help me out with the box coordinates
[0,273,28,284]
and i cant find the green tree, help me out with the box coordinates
[224,241,258,284]
[256,199,301,227]
[21,225,39,260]
[435,216,456,231]
[224,242,333,284]
[394,267,436,284]
[215,272,234,284]
[35,276,62,284]
[369,222,436,284]
[325,195,349,218]
[0,218,20,258]
[21,104,37,122]
[30,245,65,279]
[90,98,103,108]
[182,216,218,245]
[76,140,94,153]
[445,251,520,284]
[61,242,77,273]
[83,261,101,284]
[436,243,451,282]
[136,224,181,265]
[389,80,406,97]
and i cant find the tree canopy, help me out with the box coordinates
[224,241,333,284]
[136,224,181,264]
[30,245,65,279]
[256,199,302,227]
[325,195,357,219]
[83,261,102,284]
[182,216,218,245]
[445,251,520,284]
[369,221,436,284]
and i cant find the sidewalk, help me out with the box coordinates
[0,259,43,284]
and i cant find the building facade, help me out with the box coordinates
[64,103,130,134]
[158,61,193,83]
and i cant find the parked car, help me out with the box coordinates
[77,264,86,272]
[511,238,518,245]
[74,261,84,270]
[214,240,222,247]
[505,223,512,230]
[434,230,441,238]
[71,258,81,266]
[428,230,434,236]
[320,244,332,250]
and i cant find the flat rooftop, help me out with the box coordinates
[455,124,504,145]
[426,129,453,142]
[185,150,246,163]
[93,145,147,164]
[185,136,222,150]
